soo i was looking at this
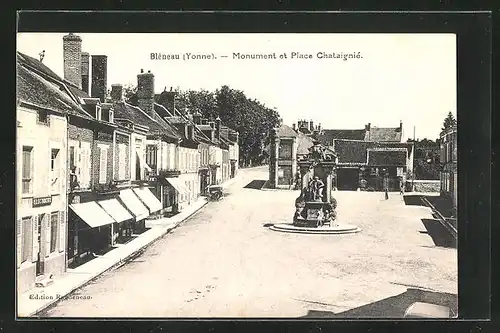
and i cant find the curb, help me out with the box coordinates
[29,199,208,317]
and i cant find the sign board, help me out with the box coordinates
[32,196,52,208]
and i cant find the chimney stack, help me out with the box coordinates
[365,123,371,131]
[80,52,90,93]
[399,120,403,130]
[215,116,222,141]
[91,55,108,102]
[110,84,123,103]
[63,33,82,89]
[137,69,155,118]
[158,87,177,115]
[292,123,296,131]
[309,120,314,132]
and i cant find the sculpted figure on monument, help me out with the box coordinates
[307,176,325,202]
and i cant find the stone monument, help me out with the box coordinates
[270,139,361,234]
[293,140,338,227]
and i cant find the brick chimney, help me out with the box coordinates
[137,69,155,118]
[215,116,221,141]
[399,120,403,130]
[110,84,123,103]
[309,120,314,132]
[91,55,108,102]
[292,123,296,131]
[63,33,82,88]
[81,52,90,93]
[158,87,177,115]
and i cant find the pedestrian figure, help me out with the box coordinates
[385,188,389,200]
[399,178,405,195]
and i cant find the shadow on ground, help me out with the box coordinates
[403,194,455,218]
[403,195,425,206]
[244,179,267,189]
[301,288,457,318]
[421,219,457,248]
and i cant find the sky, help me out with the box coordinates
[16,33,456,140]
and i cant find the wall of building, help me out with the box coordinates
[413,180,441,193]
[17,106,68,293]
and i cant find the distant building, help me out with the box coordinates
[268,120,414,191]
[439,126,457,210]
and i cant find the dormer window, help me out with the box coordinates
[37,109,50,126]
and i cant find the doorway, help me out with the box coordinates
[36,214,44,276]
[336,168,359,191]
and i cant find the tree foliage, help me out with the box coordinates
[441,111,457,131]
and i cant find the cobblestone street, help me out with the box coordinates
[41,166,457,318]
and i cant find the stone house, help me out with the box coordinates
[16,52,70,293]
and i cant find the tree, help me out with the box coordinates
[441,111,457,131]
[123,83,138,105]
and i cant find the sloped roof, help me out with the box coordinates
[17,63,94,120]
[334,140,375,164]
[367,149,407,166]
[365,127,402,142]
[67,85,91,100]
[113,102,179,140]
[278,124,298,138]
[318,129,367,146]
[16,52,61,81]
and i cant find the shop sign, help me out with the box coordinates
[32,196,52,208]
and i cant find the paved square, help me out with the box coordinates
[40,166,457,318]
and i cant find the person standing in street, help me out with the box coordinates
[399,177,405,195]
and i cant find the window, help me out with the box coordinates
[50,212,58,253]
[146,145,158,172]
[21,217,32,263]
[22,146,33,194]
[50,148,60,192]
[99,146,108,183]
[37,110,49,125]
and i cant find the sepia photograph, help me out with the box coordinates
[16,31,458,319]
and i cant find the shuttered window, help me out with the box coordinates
[118,144,127,180]
[59,210,66,252]
[50,212,58,253]
[99,146,108,183]
[21,217,32,263]
[22,146,33,194]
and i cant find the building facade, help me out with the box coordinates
[269,120,413,191]
[440,126,457,210]
[17,54,71,293]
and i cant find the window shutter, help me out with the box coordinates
[26,217,33,262]
[99,147,107,183]
[32,216,39,262]
[45,214,51,257]
[59,210,65,252]
[16,219,22,268]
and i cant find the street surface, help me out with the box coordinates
[41,166,457,318]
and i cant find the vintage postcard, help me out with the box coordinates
[16,32,458,318]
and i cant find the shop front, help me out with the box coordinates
[118,189,150,233]
[97,198,134,244]
[164,177,189,213]
[133,187,162,216]
[68,201,116,266]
